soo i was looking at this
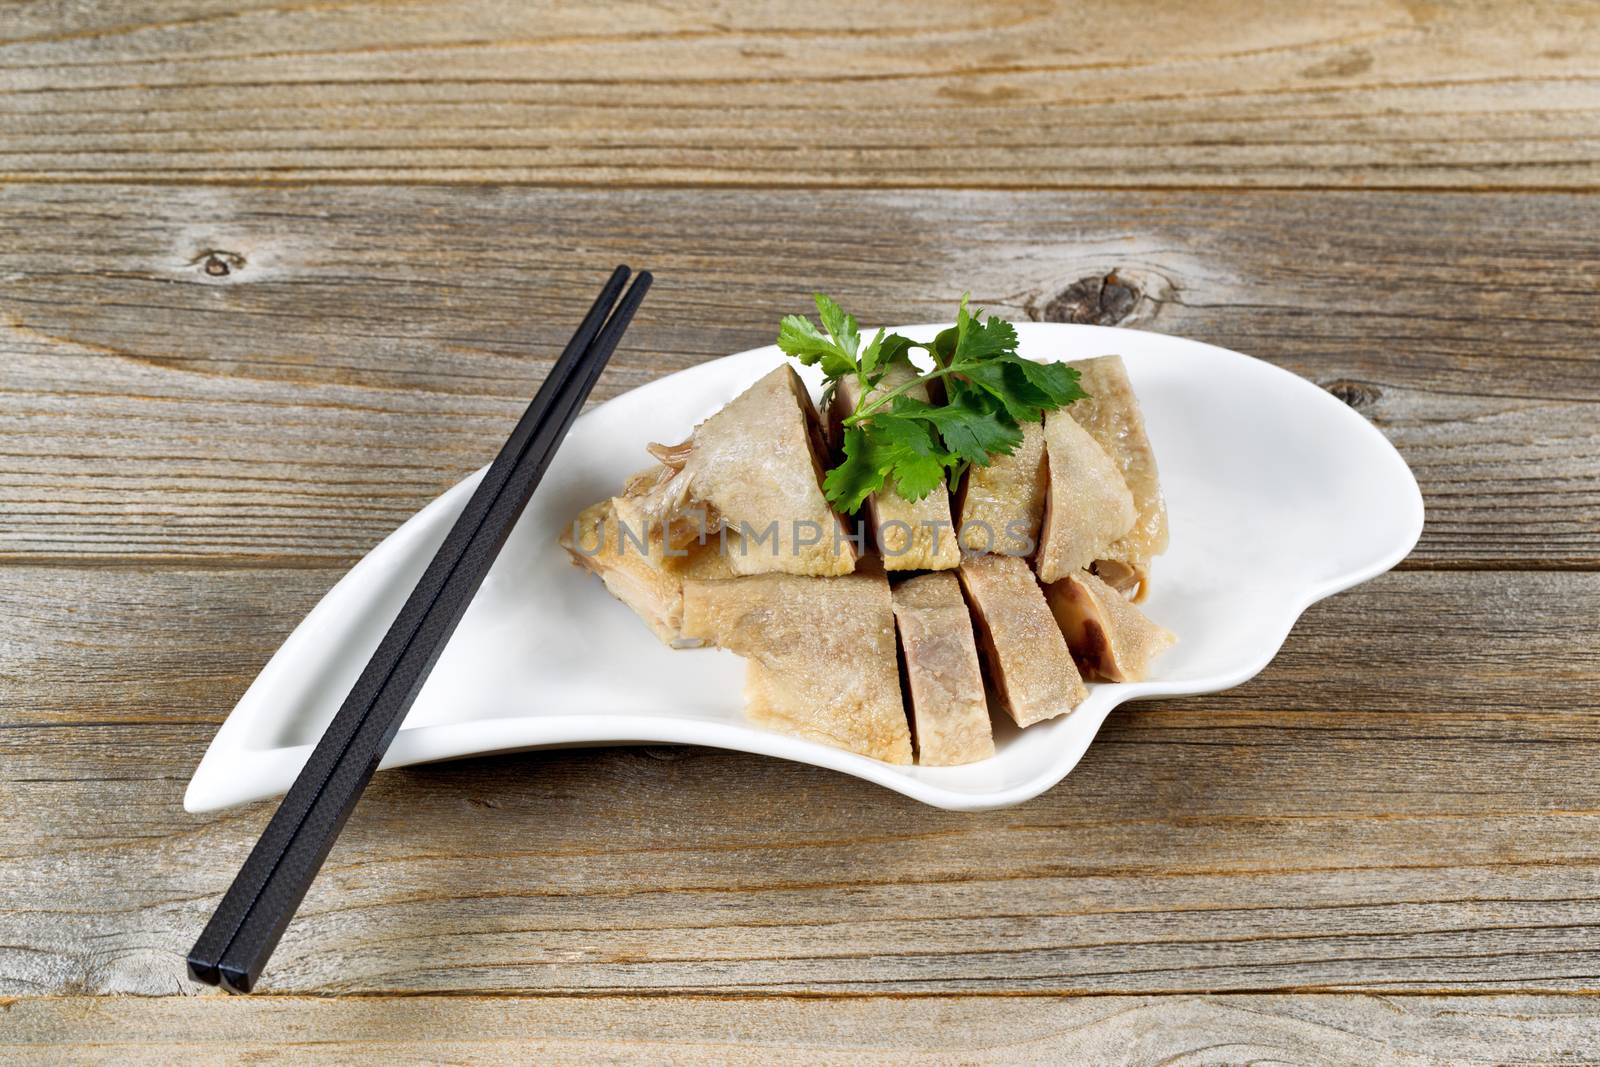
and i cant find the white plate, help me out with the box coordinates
[186,323,1423,813]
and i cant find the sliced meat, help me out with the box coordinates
[955,419,1047,557]
[1067,356,1168,592]
[559,496,732,647]
[1035,408,1137,583]
[831,362,960,571]
[957,554,1086,726]
[1043,570,1176,683]
[633,366,855,576]
[681,562,912,764]
[891,573,995,766]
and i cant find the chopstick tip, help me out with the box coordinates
[219,963,256,995]
[186,953,222,987]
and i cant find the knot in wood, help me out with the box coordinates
[1038,271,1140,326]
[1323,379,1382,410]
[194,249,246,278]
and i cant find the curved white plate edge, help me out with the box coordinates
[185,325,1425,814]
[181,465,484,813]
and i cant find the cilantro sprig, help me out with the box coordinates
[778,294,1086,514]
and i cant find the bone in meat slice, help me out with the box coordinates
[891,573,995,766]
[1043,570,1175,683]
[1035,408,1137,583]
[681,564,912,764]
[560,496,733,647]
[830,363,960,571]
[1066,356,1168,595]
[957,554,1086,727]
[1087,559,1141,599]
[955,419,1047,556]
[636,366,854,577]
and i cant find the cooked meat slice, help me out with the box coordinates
[1035,408,1137,583]
[1043,570,1175,683]
[891,573,995,766]
[955,419,1047,556]
[957,554,1085,726]
[1067,356,1168,587]
[633,366,855,576]
[560,497,732,647]
[830,363,960,571]
[681,563,912,764]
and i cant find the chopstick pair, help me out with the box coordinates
[188,266,652,994]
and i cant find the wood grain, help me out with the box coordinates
[2,1,1598,188]
[5,1,1599,1052]
[7,993,1600,1066]
[4,566,1599,997]
[3,185,1596,567]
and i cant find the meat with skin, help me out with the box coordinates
[1066,356,1168,596]
[954,419,1047,557]
[830,362,961,571]
[681,562,912,764]
[957,554,1086,726]
[1035,408,1137,583]
[559,495,732,647]
[633,366,855,576]
[891,573,995,766]
[1043,570,1176,682]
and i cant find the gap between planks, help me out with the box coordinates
[4,178,1600,194]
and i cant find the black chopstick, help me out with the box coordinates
[186,265,631,988]
[188,267,651,993]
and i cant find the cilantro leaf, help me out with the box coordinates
[953,310,1018,365]
[927,326,957,369]
[873,413,949,502]
[858,328,886,379]
[1004,355,1086,407]
[823,425,890,514]
[877,332,918,370]
[780,292,1089,512]
[813,293,859,361]
[963,355,1087,423]
[961,359,1046,422]
[822,414,950,512]
[777,312,855,380]
[777,313,832,360]
[892,388,1023,468]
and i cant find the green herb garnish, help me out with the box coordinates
[778,293,1085,513]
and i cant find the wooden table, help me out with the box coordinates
[4,3,1598,1062]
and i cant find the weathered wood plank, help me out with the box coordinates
[5,0,1595,1051]
[1,1,1597,188]
[6,565,1598,731]
[6,994,1600,1066]
[3,566,1598,996]
[2,185,1595,566]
